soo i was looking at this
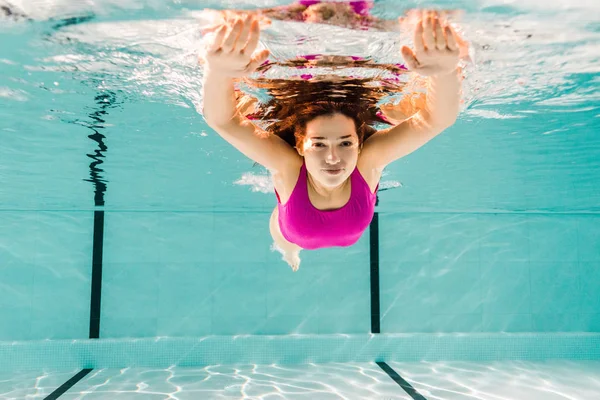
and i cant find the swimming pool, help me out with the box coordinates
[1,0,599,398]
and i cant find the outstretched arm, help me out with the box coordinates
[419,66,461,128]
[200,15,301,174]
[360,10,464,170]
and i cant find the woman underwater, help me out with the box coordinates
[201,7,465,271]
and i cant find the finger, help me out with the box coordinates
[452,25,468,49]
[221,18,243,52]
[414,20,425,53]
[405,8,420,22]
[401,46,419,70]
[435,18,446,50]
[244,49,270,73]
[426,9,437,23]
[439,9,448,21]
[422,15,435,50]
[200,24,220,36]
[397,16,407,32]
[237,14,253,51]
[206,25,227,53]
[445,24,459,51]
[242,18,261,55]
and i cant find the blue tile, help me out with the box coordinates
[377,156,433,211]
[530,262,581,314]
[213,262,267,317]
[106,212,214,264]
[108,138,217,209]
[212,161,274,210]
[580,314,600,332]
[266,263,320,318]
[479,214,529,262]
[532,314,586,332]
[0,307,32,341]
[379,213,431,262]
[381,309,434,332]
[478,171,533,210]
[212,213,270,263]
[33,212,92,266]
[102,262,160,319]
[0,262,34,309]
[317,314,369,334]
[429,314,483,332]
[578,216,600,261]
[30,317,88,340]
[580,263,600,314]
[480,261,530,314]
[157,315,211,337]
[155,212,215,263]
[30,263,91,340]
[0,212,92,266]
[103,212,162,263]
[528,215,578,262]
[157,263,213,319]
[380,261,431,317]
[428,260,481,314]
[481,314,533,332]
[261,314,320,334]
[426,180,482,210]
[100,316,158,338]
[428,214,480,262]
[0,213,41,264]
[316,263,370,317]
[211,314,267,335]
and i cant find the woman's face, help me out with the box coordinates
[298,113,361,188]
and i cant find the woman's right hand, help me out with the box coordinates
[201,14,270,78]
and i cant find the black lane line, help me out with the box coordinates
[44,369,93,400]
[79,91,118,338]
[369,195,380,333]
[89,210,104,338]
[377,362,427,400]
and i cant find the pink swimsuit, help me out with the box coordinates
[275,159,379,250]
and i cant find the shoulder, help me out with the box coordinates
[271,153,304,204]
[357,155,382,194]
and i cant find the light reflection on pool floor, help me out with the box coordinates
[1,361,599,399]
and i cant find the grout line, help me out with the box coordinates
[44,369,93,400]
[376,362,428,400]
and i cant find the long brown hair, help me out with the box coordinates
[235,57,410,152]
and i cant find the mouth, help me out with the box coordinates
[323,168,344,175]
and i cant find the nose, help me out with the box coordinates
[325,146,340,164]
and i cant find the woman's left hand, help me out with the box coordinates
[400,10,465,77]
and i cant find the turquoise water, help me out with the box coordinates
[1,0,599,398]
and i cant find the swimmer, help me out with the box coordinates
[201,10,464,271]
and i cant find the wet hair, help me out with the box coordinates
[235,58,409,153]
[288,101,374,151]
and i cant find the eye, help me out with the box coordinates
[313,142,326,147]
[341,141,353,147]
